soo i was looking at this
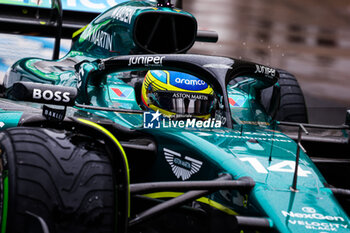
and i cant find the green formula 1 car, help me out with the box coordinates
[0,0,349,232]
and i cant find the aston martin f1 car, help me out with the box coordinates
[0,0,349,233]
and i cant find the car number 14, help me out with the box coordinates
[239,157,312,177]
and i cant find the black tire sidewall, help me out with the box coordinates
[0,131,17,233]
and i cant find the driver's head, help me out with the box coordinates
[141,70,215,119]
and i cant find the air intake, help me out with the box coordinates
[134,12,197,54]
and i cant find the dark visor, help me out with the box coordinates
[150,91,214,115]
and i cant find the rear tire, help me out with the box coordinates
[261,69,308,123]
[0,127,115,233]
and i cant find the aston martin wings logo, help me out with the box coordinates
[164,148,203,180]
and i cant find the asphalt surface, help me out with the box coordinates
[184,0,350,124]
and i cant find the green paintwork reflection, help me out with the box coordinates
[0,112,22,129]
[145,126,349,232]
[253,187,350,232]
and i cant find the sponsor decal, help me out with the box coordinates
[283,207,348,231]
[80,25,113,51]
[282,210,345,222]
[169,72,208,91]
[288,220,348,231]
[164,148,202,180]
[42,105,66,122]
[203,64,232,69]
[175,78,206,86]
[172,93,208,100]
[33,89,71,103]
[0,122,4,128]
[255,64,276,78]
[128,56,165,67]
[302,207,317,214]
[111,87,133,99]
[112,6,136,24]
[229,96,246,107]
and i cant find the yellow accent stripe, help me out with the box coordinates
[72,25,88,39]
[164,70,170,84]
[143,192,238,216]
[77,118,130,217]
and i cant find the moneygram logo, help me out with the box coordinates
[143,111,222,129]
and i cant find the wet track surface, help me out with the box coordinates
[184,0,350,124]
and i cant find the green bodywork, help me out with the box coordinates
[0,1,349,232]
[0,111,22,130]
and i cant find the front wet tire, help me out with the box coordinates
[0,127,115,233]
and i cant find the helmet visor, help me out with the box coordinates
[150,91,215,115]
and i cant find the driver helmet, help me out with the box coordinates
[141,70,215,119]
